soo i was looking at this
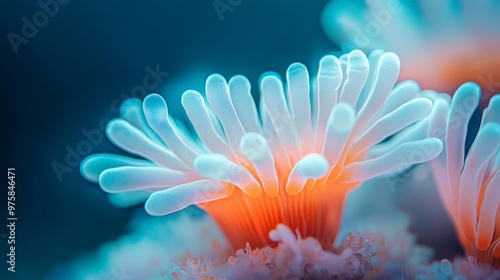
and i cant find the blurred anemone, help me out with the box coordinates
[322,0,500,105]
[427,83,500,268]
[81,50,443,252]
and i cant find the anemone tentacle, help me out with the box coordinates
[428,84,500,267]
[81,50,442,249]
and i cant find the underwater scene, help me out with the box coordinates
[2,0,500,279]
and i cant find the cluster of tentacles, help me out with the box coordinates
[78,49,500,278]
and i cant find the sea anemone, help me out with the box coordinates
[81,50,443,252]
[427,83,500,268]
[321,0,500,105]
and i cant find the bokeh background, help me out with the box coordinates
[2,0,467,279]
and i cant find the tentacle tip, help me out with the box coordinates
[206,74,228,92]
[193,154,226,175]
[427,137,444,158]
[106,118,125,133]
[144,93,164,103]
[318,55,341,76]
[369,49,386,56]
[455,82,482,101]
[181,90,202,105]
[259,72,281,87]
[79,155,95,179]
[379,52,401,69]
[269,229,280,242]
[240,132,268,160]
[207,73,225,82]
[144,194,175,216]
[347,50,369,70]
[97,169,122,193]
[331,103,356,133]
[488,94,500,105]
[228,74,251,88]
[119,98,142,116]
[334,102,356,116]
[476,240,490,252]
[143,94,168,119]
[287,62,308,78]
[481,122,500,136]
[298,154,329,179]
[400,79,421,90]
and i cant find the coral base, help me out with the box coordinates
[200,182,356,250]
